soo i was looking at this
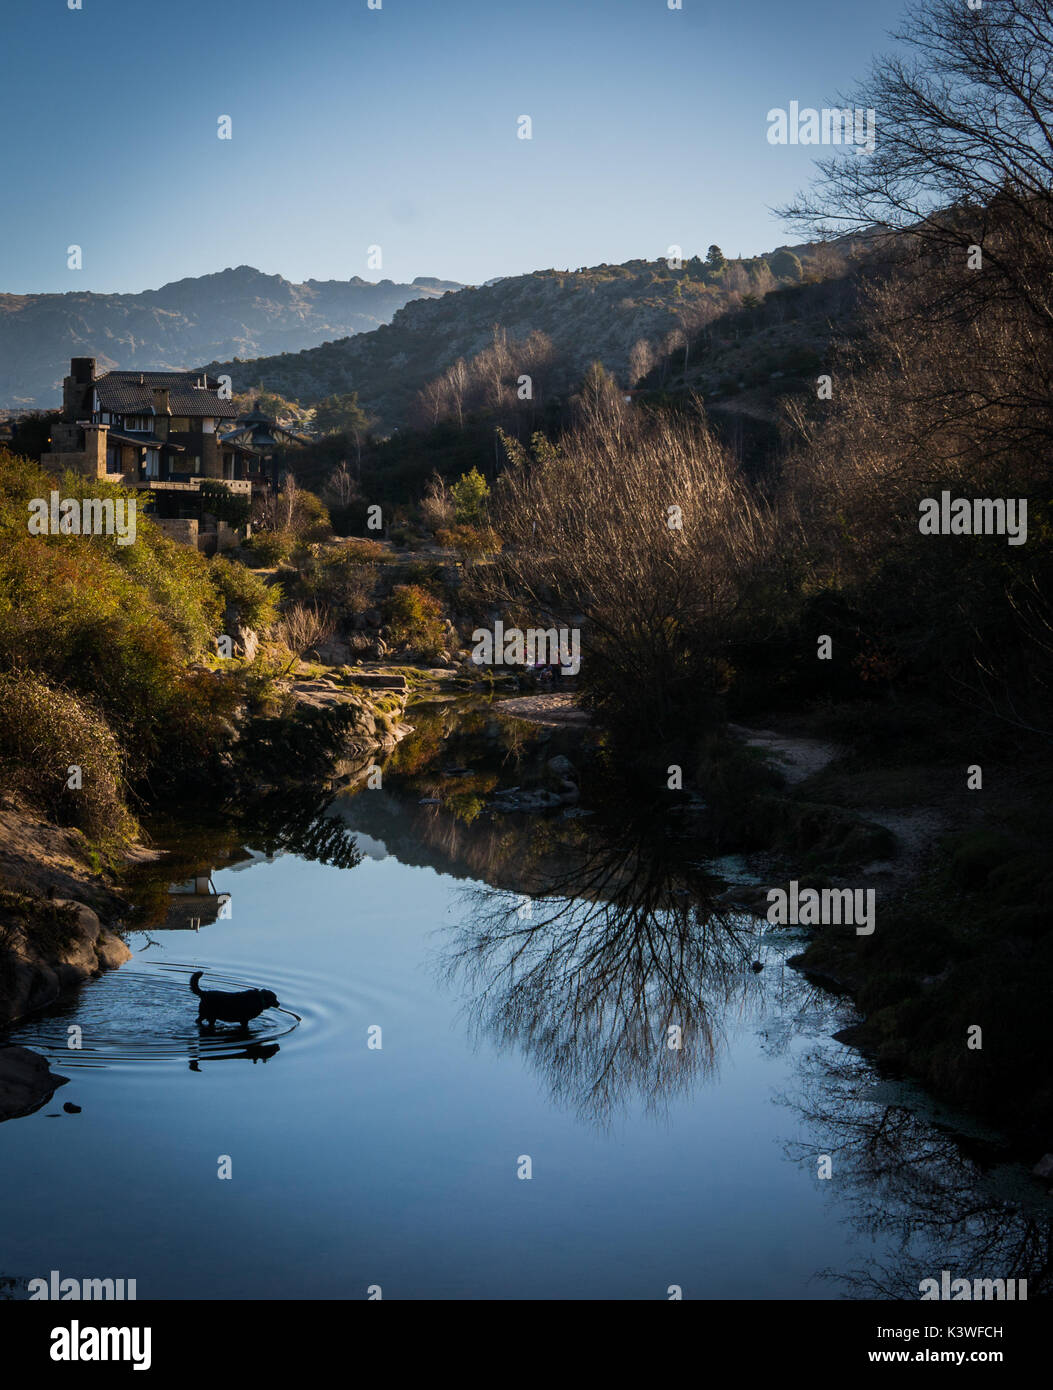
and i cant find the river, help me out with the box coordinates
[0,699,1045,1300]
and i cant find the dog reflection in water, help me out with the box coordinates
[189,1042,279,1071]
[189,971,279,1029]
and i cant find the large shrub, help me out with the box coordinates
[0,450,238,796]
[209,555,279,632]
[0,672,137,845]
[382,584,446,659]
[244,530,293,567]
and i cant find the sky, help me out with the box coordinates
[2,0,910,294]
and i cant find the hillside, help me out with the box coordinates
[202,241,867,433]
[0,267,463,409]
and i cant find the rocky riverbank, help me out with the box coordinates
[710,710,1053,1160]
[0,795,142,1118]
[0,674,424,1119]
[0,795,141,1025]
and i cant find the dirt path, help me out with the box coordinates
[728,722,841,785]
[729,722,953,884]
[494,692,591,728]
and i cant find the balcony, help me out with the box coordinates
[134,477,253,496]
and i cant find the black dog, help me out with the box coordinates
[190,971,279,1029]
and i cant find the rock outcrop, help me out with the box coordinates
[0,1046,69,1123]
[0,895,131,1026]
[0,794,138,1027]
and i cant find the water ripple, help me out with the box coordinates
[4,962,308,1071]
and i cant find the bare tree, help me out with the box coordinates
[480,401,778,749]
[783,0,1053,356]
[278,602,336,669]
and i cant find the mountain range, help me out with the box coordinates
[2,239,868,440]
[0,267,463,408]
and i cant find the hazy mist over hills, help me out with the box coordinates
[0,267,463,408]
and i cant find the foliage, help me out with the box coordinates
[768,248,803,282]
[0,671,137,845]
[208,555,279,632]
[290,488,332,543]
[381,584,446,660]
[436,523,499,564]
[200,480,251,530]
[450,466,490,525]
[312,391,373,438]
[245,530,294,566]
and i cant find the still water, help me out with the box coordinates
[0,702,1045,1299]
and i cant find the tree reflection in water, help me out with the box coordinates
[443,809,771,1125]
[779,1046,1053,1299]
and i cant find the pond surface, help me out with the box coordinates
[0,701,1046,1300]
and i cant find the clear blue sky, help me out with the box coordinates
[2,0,909,293]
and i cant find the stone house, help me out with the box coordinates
[41,357,270,553]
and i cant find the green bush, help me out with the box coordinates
[381,584,446,660]
[436,523,499,564]
[209,555,279,632]
[336,537,387,565]
[0,672,137,845]
[450,467,490,525]
[768,248,804,282]
[245,530,293,566]
[292,490,332,543]
[0,449,242,799]
[200,481,251,530]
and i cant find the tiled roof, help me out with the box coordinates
[94,371,237,419]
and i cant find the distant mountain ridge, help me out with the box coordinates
[0,266,463,408]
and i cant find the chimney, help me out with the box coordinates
[63,357,97,422]
[82,423,109,480]
[152,386,171,441]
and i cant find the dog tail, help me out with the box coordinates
[189,971,204,995]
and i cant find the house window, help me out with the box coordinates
[190,456,201,474]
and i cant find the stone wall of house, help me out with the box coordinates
[195,521,240,556]
[156,518,199,548]
[40,422,113,481]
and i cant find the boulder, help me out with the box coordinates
[222,603,260,663]
[547,755,577,779]
[310,638,352,666]
[345,673,409,692]
[0,1046,69,1123]
[1033,1153,1053,1180]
